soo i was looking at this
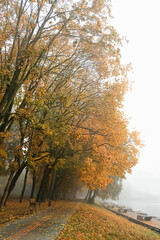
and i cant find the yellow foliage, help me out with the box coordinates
[0,149,8,159]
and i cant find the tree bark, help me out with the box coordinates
[19,169,28,203]
[30,170,36,199]
[48,169,55,196]
[87,190,97,204]
[4,161,27,205]
[0,171,14,210]
[85,189,92,201]
[48,173,62,202]
[36,165,51,202]
[48,170,57,206]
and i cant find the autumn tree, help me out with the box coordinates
[73,80,142,203]
[0,0,109,206]
[0,0,142,209]
[0,0,117,133]
[96,176,123,201]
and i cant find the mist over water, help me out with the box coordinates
[111,179,160,218]
[116,197,160,217]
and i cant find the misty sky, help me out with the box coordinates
[111,0,160,207]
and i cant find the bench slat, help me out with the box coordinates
[29,199,41,207]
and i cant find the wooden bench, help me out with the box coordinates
[136,211,147,215]
[118,208,127,213]
[29,198,41,207]
[137,214,152,221]
[126,208,133,211]
[108,205,114,208]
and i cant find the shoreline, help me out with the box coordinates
[101,203,160,234]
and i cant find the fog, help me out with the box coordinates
[1,0,160,218]
[117,145,160,217]
[114,177,160,217]
[0,173,34,198]
[111,0,160,218]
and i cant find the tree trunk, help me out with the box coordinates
[4,161,27,205]
[48,173,58,205]
[87,190,97,204]
[36,166,51,202]
[30,170,36,199]
[19,169,28,203]
[85,189,89,201]
[49,173,62,202]
[0,83,19,132]
[85,189,92,201]
[0,171,14,210]
[48,169,55,196]
[0,100,14,132]
[40,177,49,202]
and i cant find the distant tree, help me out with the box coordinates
[97,176,123,201]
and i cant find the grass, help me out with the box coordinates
[57,203,160,240]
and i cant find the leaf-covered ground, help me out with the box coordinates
[1,200,160,239]
[0,200,76,239]
[57,203,160,240]
[0,199,73,227]
[0,200,33,226]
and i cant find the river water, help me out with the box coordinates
[109,195,160,218]
[105,199,160,218]
[120,201,160,217]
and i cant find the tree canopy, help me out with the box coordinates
[0,0,142,209]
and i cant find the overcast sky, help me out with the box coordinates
[110,0,160,206]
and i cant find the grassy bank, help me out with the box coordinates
[57,203,160,240]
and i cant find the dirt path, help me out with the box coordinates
[0,202,76,240]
